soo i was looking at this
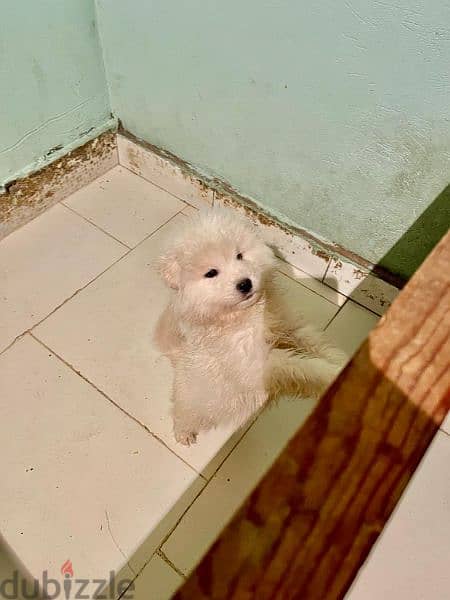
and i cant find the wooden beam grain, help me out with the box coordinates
[174,231,450,600]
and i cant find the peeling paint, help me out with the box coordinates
[353,268,367,280]
[0,131,117,240]
[313,249,330,262]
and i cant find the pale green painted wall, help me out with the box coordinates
[96,0,450,278]
[0,0,112,188]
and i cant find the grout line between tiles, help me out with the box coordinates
[116,564,146,600]
[280,243,387,316]
[0,208,188,359]
[324,296,382,329]
[321,257,332,283]
[148,422,260,571]
[61,202,132,250]
[320,264,392,317]
[118,548,188,600]
[0,331,29,358]
[344,296,385,318]
[117,478,205,598]
[276,267,340,307]
[157,483,209,551]
[118,207,187,253]
[0,251,131,358]
[324,299,349,331]
[119,163,206,211]
[440,427,449,437]
[153,412,274,563]
[156,549,187,580]
[345,296,383,319]
[117,548,187,600]
[151,422,259,567]
[202,417,258,480]
[321,278,351,301]
[153,425,258,557]
[117,574,139,599]
[117,475,208,595]
[29,332,206,480]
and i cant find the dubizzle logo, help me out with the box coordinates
[61,561,74,599]
[0,558,134,599]
[60,560,74,578]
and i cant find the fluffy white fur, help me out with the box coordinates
[154,208,345,445]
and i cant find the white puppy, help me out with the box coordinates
[154,209,345,445]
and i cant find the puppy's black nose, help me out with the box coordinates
[237,278,252,294]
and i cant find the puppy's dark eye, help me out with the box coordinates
[236,252,243,260]
[204,268,218,278]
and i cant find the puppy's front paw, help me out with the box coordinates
[174,429,198,446]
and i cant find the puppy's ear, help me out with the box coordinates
[157,251,181,289]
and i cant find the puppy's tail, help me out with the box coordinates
[266,348,344,400]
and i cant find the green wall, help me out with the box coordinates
[0,1,112,189]
[96,0,450,278]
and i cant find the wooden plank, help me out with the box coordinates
[174,231,450,600]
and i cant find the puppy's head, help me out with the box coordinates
[158,209,276,323]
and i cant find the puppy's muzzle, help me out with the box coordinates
[236,278,252,294]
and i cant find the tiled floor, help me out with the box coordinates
[0,165,447,599]
[346,431,450,600]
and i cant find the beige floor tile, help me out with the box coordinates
[0,335,198,596]
[128,477,205,573]
[277,261,347,306]
[63,166,185,248]
[200,419,256,480]
[440,412,450,436]
[0,203,127,353]
[162,395,317,575]
[101,478,204,600]
[275,271,339,330]
[131,555,183,600]
[325,300,379,358]
[180,204,199,217]
[34,216,248,476]
[325,259,399,316]
[346,431,450,600]
[349,272,399,316]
